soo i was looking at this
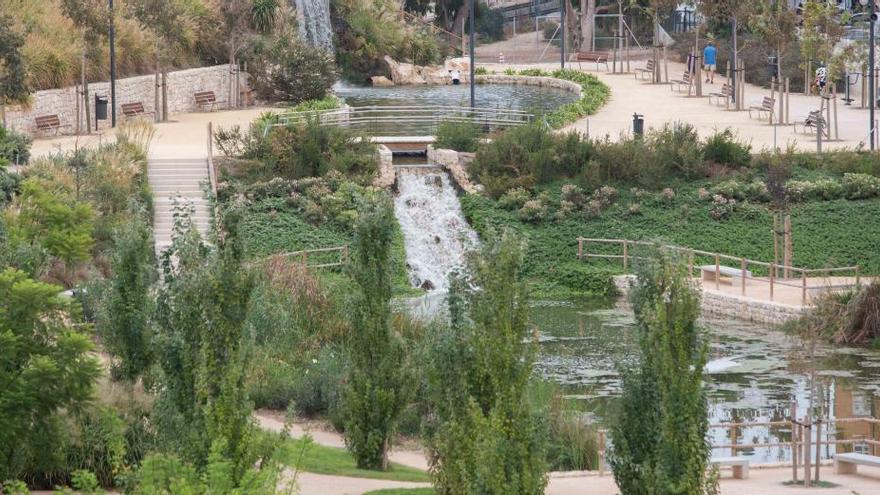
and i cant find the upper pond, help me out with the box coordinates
[334,82,579,112]
[532,299,880,463]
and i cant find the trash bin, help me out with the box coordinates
[95,95,108,121]
[632,113,644,137]
[767,56,778,80]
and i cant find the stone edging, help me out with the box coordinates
[426,146,480,193]
[475,74,584,98]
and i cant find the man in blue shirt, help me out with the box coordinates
[703,41,717,84]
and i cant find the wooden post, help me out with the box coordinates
[663,45,669,83]
[802,269,807,305]
[791,401,799,483]
[731,423,738,457]
[770,263,775,301]
[343,245,349,263]
[805,60,811,96]
[162,71,168,122]
[832,83,839,140]
[856,265,861,286]
[688,250,694,278]
[623,240,629,270]
[715,254,720,290]
[770,78,776,125]
[625,30,630,73]
[785,78,791,124]
[741,258,747,296]
[578,238,583,260]
[804,416,812,487]
[725,60,731,111]
[302,250,308,266]
[815,415,822,482]
[778,77,784,125]
[75,83,81,135]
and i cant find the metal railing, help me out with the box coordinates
[268,105,533,137]
[576,238,862,305]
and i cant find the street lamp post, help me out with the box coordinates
[109,0,117,128]
[469,0,476,108]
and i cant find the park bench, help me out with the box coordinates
[194,90,225,111]
[570,51,609,71]
[700,265,753,286]
[670,72,693,92]
[121,101,154,120]
[834,452,880,475]
[710,457,750,479]
[794,110,827,136]
[34,114,70,136]
[748,96,775,119]
[634,59,655,80]
[708,84,733,106]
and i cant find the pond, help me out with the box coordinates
[532,298,880,464]
[333,82,579,113]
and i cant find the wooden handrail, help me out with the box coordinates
[246,245,349,269]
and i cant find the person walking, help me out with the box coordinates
[703,41,717,84]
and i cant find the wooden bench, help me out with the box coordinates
[570,51,609,71]
[709,84,733,106]
[700,265,753,286]
[671,72,693,92]
[194,91,225,111]
[710,456,750,479]
[748,96,775,119]
[34,114,70,136]
[794,110,827,137]
[834,452,880,475]
[634,59,655,80]
[121,101,154,120]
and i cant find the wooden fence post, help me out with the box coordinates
[802,270,808,305]
[343,245,349,264]
[623,240,629,271]
[688,250,694,278]
[715,254,720,290]
[578,238,583,260]
[815,416,822,482]
[731,423,738,457]
[791,401,798,483]
[804,416,812,487]
[770,263,775,301]
[856,265,860,286]
[302,251,308,266]
[741,257,747,296]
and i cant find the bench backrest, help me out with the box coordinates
[722,84,733,95]
[761,97,775,109]
[194,91,216,103]
[646,59,655,69]
[122,102,145,115]
[682,72,691,82]
[576,51,605,61]
[35,115,61,129]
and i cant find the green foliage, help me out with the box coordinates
[788,281,880,347]
[701,130,751,168]
[0,125,31,165]
[130,451,286,494]
[551,263,618,298]
[433,121,479,152]
[423,231,548,495]
[263,119,378,180]
[290,95,342,112]
[341,197,412,470]
[99,204,155,381]
[275,436,429,482]
[6,179,94,268]
[475,4,505,42]
[609,248,714,495]
[648,123,704,179]
[251,33,337,104]
[0,268,101,483]
[542,69,611,128]
[0,13,29,105]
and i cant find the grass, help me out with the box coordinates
[277,436,431,482]
[460,178,880,298]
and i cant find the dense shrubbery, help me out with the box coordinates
[251,33,337,105]
[786,281,880,348]
[0,126,31,165]
[433,120,479,152]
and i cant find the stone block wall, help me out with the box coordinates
[426,146,479,193]
[6,65,249,137]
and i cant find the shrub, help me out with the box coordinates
[661,187,676,204]
[649,123,704,179]
[518,198,548,222]
[434,120,479,152]
[289,347,344,419]
[265,119,378,180]
[842,173,880,199]
[498,187,531,210]
[474,66,488,75]
[561,183,585,205]
[594,186,618,206]
[551,263,618,297]
[702,129,751,168]
[252,34,337,105]
[0,125,32,165]
[709,195,736,220]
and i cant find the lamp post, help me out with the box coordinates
[469,0,476,108]
[109,0,117,128]
[871,0,876,150]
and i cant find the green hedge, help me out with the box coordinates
[491,69,611,128]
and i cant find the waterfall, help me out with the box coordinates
[294,0,334,52]
[393,168,479,292]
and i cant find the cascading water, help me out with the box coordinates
[393,167,479,292]
[293,0,334,52]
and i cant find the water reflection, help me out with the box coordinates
[532,298,880,463]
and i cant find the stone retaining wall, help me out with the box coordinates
[374,145,395,188]
[613,275,805,325]
[475,74,583,97]
[7,65,248,137]
[426,146,480,193]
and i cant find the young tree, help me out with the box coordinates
[609,248,715,495]
[0,14,29,127]
[424,231,548,494]
[341,195,411,470]
[700,0,758,91]
[800,0,847,87]
[749,0,798,82]
[0,268,102,481]
[100,204,155,381]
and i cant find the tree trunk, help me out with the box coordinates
[581,0,596,51]
[452,1,469,44]
[783,213,793,279]
[82,50,91,134]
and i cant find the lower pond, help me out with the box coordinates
[532,298,880,464]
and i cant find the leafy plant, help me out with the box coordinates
[434,120,478,152]
[251,33,337,105]
[0,125,31,165]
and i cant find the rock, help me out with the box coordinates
[371,76,394,86]
[384,55,426,85]
[420,280,436,291]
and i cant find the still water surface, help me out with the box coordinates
[532,299,880,463]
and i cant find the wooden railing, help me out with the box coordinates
[248,245,349,270]
[576,238,861,305]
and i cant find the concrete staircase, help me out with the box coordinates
[147,158,213,252]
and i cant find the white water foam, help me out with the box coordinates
[393,168,479,292]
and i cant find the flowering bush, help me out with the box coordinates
[499,187,532,210]
[709,194,737,220]
[785,178,844,202]
[627,203,643,216]
[661,187,676,204]
[555,200,576,221]
[561,184,585,205]
[518,199,549,222]
[594,186,618,206]
[842,173,880,199]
